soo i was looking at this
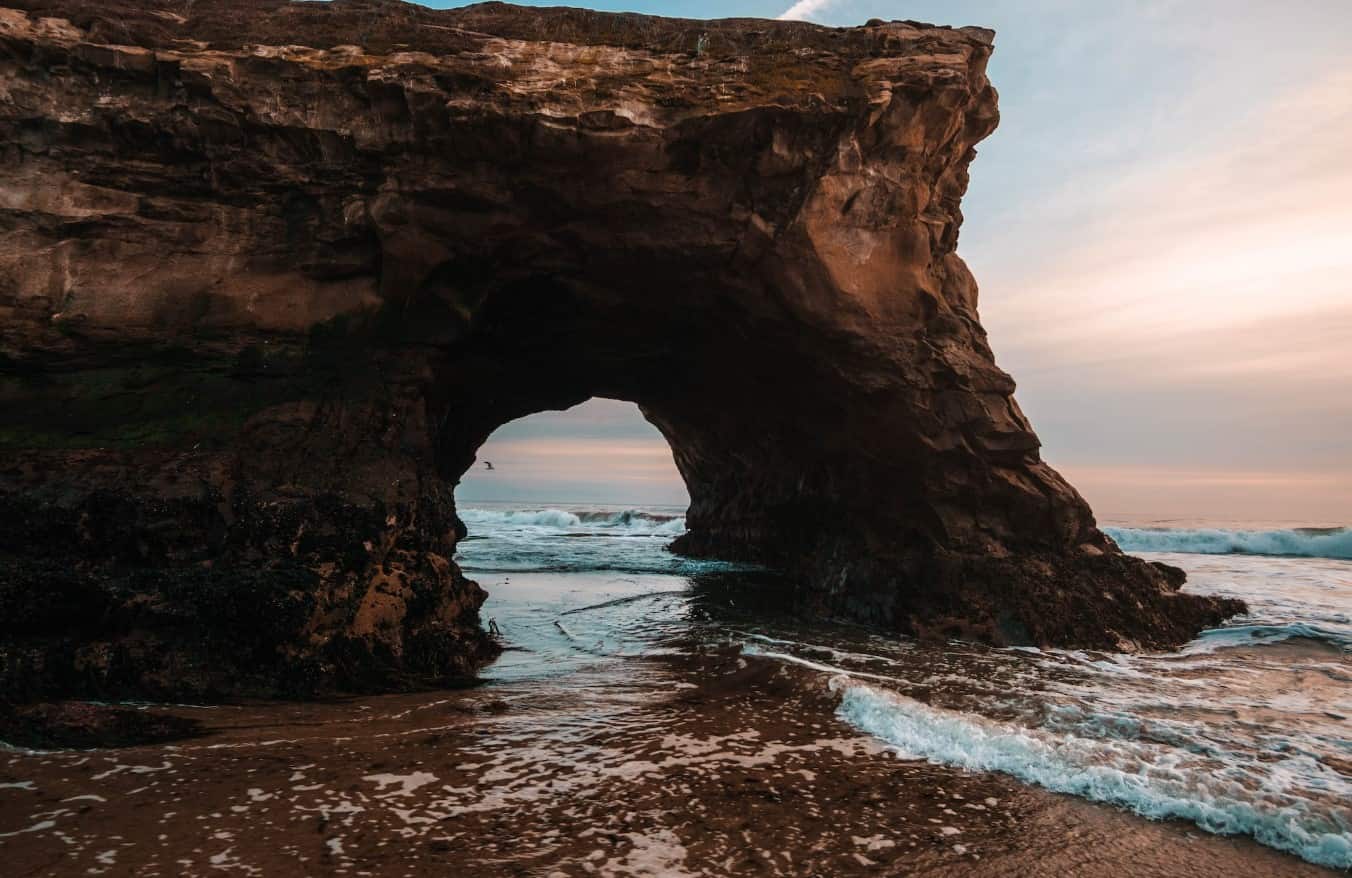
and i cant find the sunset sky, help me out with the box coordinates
[446,0,1352,522]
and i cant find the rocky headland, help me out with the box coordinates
[0,0,1242,703]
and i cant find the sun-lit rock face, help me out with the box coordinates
[0,0,1241,699]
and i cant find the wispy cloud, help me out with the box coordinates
[985,66,1352,353]
[776,0,840,22]
[971,58,1352,495]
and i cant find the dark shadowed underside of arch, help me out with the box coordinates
[0,0,1241,700]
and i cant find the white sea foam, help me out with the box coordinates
[363,771,439,798]
[740,644,902,683]
[466,505,1352,870]
[456,506,752,575]
[0,819,55,838]
[1184,621,1352,654]
[1105,526,1352,559]
[833,680,1352,870]
[460,507,686,535]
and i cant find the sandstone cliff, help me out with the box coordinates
[0,0,1242,700]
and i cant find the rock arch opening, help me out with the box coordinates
[456,399,688,510]
[398,250,1234,655]
[450,400,694,589]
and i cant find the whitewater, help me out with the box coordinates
[454,505,1352,870]
[1105,525,1352,560]
[7,506,1345,874]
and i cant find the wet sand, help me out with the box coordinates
[1,644,1334,877]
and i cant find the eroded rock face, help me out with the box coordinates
[0,0,1241,699]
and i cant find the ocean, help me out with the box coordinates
[457,503,1351,870]
[2,503,1347,875]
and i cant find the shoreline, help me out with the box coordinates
[0,603,1337,876]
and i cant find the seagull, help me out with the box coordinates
[484,461,495,471]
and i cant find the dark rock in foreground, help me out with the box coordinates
[0,0,1241,701]
[0,701,204,749]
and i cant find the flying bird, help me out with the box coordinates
[484,461,495,471]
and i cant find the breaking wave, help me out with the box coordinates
[1105,526,1352,559]
[460,507,686,535]
[454,505,753,574]
[834,680,1352,869]
[741,542,1352,871]
[460,503,1351,869]
[1184,621,1352,654]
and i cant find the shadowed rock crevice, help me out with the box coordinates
[0,0,1241,701]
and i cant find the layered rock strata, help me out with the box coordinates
[0,0,1241,700]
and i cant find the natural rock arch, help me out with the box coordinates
[0,0,1240,700]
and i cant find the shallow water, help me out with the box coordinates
[0,507,1348,875]
[814,551,1352,870]
[459,507,1352,870]
[457,503,732,575]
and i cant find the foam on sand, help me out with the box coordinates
[832,679,1352,869]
